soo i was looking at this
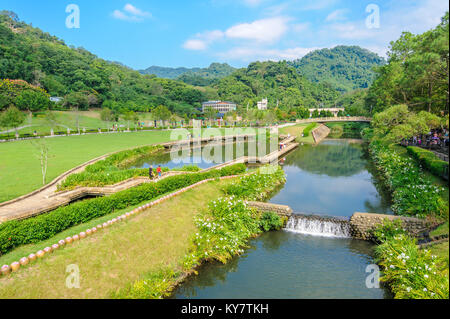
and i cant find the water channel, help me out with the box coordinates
[135,139,393,299]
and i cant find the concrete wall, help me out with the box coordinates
[311,124,331,144]
[349,212,430,241]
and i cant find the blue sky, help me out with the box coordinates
[1,0,448,69]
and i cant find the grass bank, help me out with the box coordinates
[0,179,234,298]
[279,124,316,144]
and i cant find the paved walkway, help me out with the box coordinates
[0,134,298,223]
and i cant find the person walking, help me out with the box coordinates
[149,165,154,179]
[157,165,162,178]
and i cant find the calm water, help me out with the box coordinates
[170,139,392,299]
[130,140,275,170]
[271,140,392,216]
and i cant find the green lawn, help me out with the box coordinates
[279,123,316,144]
[0,110,155,137]
[0,128,254,203]
[0,179,232,299]
[0,130,175,203]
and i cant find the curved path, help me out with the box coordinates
[0,134,261,223]
[0,135,298,223]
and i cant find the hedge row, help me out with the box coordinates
[406,146,449,179]
[0,163,247,256]
[302,123,317,137]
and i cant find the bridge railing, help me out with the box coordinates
[295,117,372,124]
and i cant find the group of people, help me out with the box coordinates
[402,129,449,151]
[148,165,162,179]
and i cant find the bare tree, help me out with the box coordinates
[31,139,50,185]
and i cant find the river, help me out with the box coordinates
[135,139,393,299]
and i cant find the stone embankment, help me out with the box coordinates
[246,201,293,217]
[349,212,431,241]
[311,124,331,144]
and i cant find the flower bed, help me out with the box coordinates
[406,146,449,179]
[372,219,449,299]
[369,141,448,219]
[57,144,202,190]
[224,165,286,201]
[113,165,287,298]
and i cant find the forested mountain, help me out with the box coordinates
[140,63,236,87]
[0,11,207,117]
[290,46,385,93]
[177,63,236,86]
[214,61,340,109]
[139,66,196,79]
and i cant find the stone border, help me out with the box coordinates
[0,174,241,277]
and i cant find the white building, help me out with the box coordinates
[257,98,268,110]
[202,101,237,114]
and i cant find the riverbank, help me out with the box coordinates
[113,166,287,299]
[367,140,449,299]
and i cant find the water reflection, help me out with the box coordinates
[128,140,275,170]
[171,231,390,299]
[271,140,392,216]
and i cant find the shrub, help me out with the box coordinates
[259,212,285,232]
[303,123,317,137]
[369,141,448,218]
[407,146,449,178]
[0,164,247,256]
[224,165,286,201]
[373,220,449,299]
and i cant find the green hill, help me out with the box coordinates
[215,61,340,108]
[139,66,196,79]
[0,11,207,117]
[140,63,236,86]
[289,46,385,93]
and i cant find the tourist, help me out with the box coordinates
[149,165,154,179]
[157,165,162,178]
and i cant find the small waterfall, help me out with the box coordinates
[285,214,351,238]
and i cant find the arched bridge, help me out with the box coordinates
[295,117,372,124]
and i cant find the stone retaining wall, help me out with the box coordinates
[349,212,430,241]
[246,201,293,217]
[311,124,331,144]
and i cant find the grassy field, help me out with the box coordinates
[0,130,176,203]
[0,178,232,298]
[279,123,316,144]
[0,110,156,136]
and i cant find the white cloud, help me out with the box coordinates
[225,17,290,43]
[124,4,151,17]
[217,46,320,62]
[242,0,264,7]
[183,39,208,50]
[112,4,151,22]
[325,9,347,22]
[183,17,290,50]
[183,30,224,51]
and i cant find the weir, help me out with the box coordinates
[285,214,352,238]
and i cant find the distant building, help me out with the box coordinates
[257,98,268,110]
[202,101,237,114]
[50,97,63,103]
